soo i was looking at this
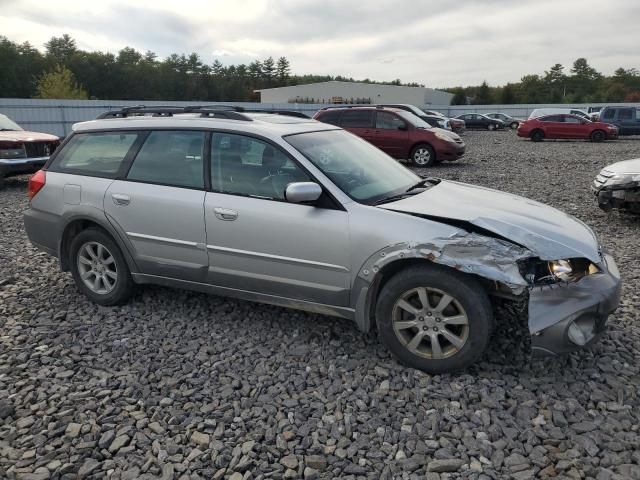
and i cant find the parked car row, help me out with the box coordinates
[314,106,465,166]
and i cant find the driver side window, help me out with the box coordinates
[210,133,309,200]
[376,112,406,130]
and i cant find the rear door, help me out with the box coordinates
[204,132,351,306]
[103,130,209,283]
[340,110,375,144]
[371,111,409,157]
[617,108,636,135]
[539,115,564,137]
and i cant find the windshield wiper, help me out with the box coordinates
[373,193,415,205]
[405,177,441,192]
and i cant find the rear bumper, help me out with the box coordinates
[23,208,60,257]
[0,157,48,177]
[529,253,621,356]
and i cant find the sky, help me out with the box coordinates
[1,0,638,87]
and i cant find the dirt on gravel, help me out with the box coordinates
[1,131,639,480]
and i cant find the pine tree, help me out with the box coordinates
[276,56,290,82]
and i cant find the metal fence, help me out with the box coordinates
[2,98,639,136]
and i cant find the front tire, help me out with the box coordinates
[410,144,436,167]
[69,228,134,306]
[590,130,606,142]
[510,122,519,129]
[375,264,493,374]
[487,123,496,131]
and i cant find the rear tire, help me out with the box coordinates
[590,130,606,142]
[69,228,134,306]
[375,264,493,374]
[530,129,544,142]
[410,144,436,167]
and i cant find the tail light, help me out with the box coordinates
[28,170,46,199]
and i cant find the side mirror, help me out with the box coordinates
[285,182,322,204]
[397,124,408,131]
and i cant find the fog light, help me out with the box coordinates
[567,316,596,346]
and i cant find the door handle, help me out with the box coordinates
[213,207,238,221]
[111,193,130,206]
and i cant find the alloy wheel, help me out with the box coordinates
[77,241,118,294]
[413,148,431,165]
[391,287,470,359]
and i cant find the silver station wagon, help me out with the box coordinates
[24,106,622,373]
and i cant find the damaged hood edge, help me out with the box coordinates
[381,180,602,264]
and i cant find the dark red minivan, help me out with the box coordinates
[314,106,465,166]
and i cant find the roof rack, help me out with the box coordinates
[96,105,252,121]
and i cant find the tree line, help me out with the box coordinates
[1,34,639,104]
[448,59,640,105]
[0,34,421,101]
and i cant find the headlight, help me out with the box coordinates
[522,258,600,285]
[434,131,457,142]
[0,147,27,159]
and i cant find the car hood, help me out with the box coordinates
[602,158,640,174]
[379,180,601,263]
[0,130,59,142]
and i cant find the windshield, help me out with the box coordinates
[396,111,433,129]
[285,129,420,204]
[0,115,23,131]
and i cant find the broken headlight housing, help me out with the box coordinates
[522,258,600,285]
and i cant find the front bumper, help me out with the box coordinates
[592,180,640,212]
[438,143,466,161]
[0,156,48,177]
[529,252,621,356]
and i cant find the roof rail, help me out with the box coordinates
[96,105,252,121]
[243,109,310,119]
[319,105,380,111]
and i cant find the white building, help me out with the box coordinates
[255,81,453,106]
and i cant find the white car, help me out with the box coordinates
[593,158,640,213]
[529,108,591,120]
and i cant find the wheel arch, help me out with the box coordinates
[59,215,138,273]
[351,238,531,333]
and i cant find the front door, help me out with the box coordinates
[372,111,410,157]
[204,132,351,306]
[104,130,209,283]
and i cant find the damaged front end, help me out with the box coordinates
[354,230,621,359]
[593,161,640,214]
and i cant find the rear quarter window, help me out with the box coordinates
[49,132,140,177]
[317,110,342,126]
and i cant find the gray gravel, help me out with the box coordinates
[1,131,640,480]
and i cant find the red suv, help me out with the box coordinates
[314,106,465,166]
[517,114,619,142]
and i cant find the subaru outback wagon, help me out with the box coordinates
[24,106,621,373]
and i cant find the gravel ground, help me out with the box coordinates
[1,131,639,480]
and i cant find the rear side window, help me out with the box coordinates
[341,110,374,128]
[619,109,633,120]
[601,109,615,120]
[317,110,342,126]
[127,130,205,189]
[51,132,139,176]
[540,115,563,122]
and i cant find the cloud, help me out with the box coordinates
[1,0,638,86]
